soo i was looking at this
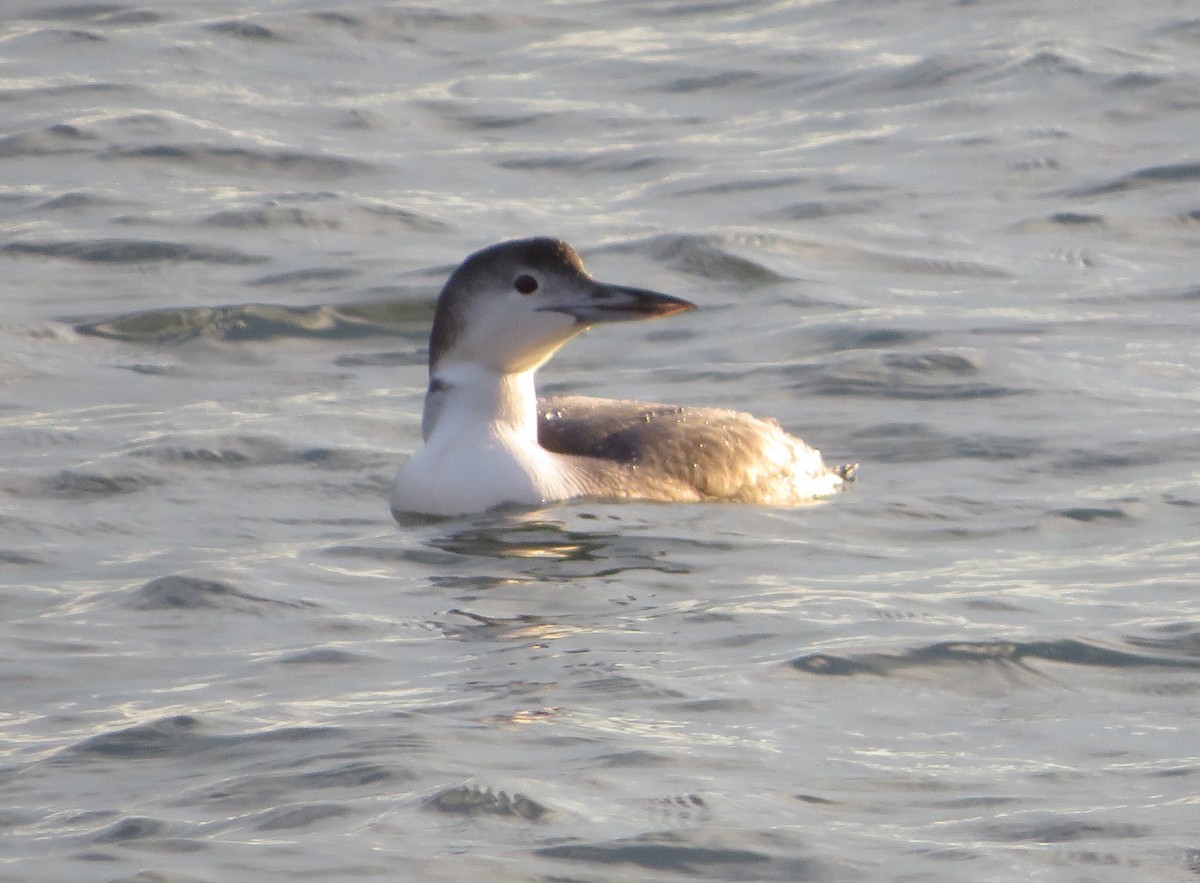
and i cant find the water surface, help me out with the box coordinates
[2,1,1199,880]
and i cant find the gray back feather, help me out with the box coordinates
[537,394,827,503]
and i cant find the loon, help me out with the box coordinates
[391,237,853,517]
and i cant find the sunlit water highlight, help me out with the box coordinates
[2,1,1199,880]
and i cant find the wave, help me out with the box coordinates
[126,575,318,612]
[601,234,790,285]
[199,200,451,233]
[129,433,380,473]
[790,350,1024,400]
[536,832,801,878]
[75,299,432,343]
[427,785,548,820]
[104,143,374,178]
[499,151,672,175]
[2,468,164,500]
[791,637,1200,677]
[849,422,1037,463]
[58,714,338,763]
[305,7,563,37]
[206,19,281,41]
[13,4,161,25]
[200,761,398,808]
[1066,161,1200,197]
[248,267,358,287]
[0,124,94,157]
[5,238,263,265]
[0,82,132,103]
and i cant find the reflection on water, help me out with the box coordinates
[417,512,694,580]
[3,0,1200,880]
[441,608,587,645]
[431,515,622,561]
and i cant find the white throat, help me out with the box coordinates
[421,361,539,443]
[394,360,579,516]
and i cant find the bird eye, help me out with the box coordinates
[513,274,538,295]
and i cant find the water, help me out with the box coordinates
[2,1,1199,880]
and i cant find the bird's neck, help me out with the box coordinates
[422,361,539,443]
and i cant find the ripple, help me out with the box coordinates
[637,793,711,826]
[886,54,992,90]
[62,715,340,763]
[195,200,450,234]
[17,4,162,24]
[1011,211,1107,231]
[275,647,369,665]
[652,69,765,94]
[581,674,685,700]
[201,206,340,230]
[76,299,431,343]
[849,422,1038,463]
[768,198,878,220]
[440,610,574,643]
[812,325,936,352]
[592,749,673,768]
[4,238,263,265]
[1048,441,1165,472]
[248,267,358,287]
[332,350,425,367]
[2,468,164,499]
[430,521,617,561]
[499,151,672,175]
[126,575,318,612]
[36,190,126,211]
[323,543,463,567]
[979,817,1149,843]
[307,7,564,38]
[0,81,132,103]
[1154,17,1200,43]
[0,124,94,157]
[200,762,398,808]
[64,715,210,760]
[425,519,693,582]
[1067,161,1200,197]
[790,351,1022,400]
[130,434,367,470]
[536,834,777,875]
[207,20,282,41]
[603,234,788,284]
[1127,625,1200,660]
[427,785,548,820]
[1049,506,1133,524]
[790,638,1200,677]
[353,200,453,231]
[91,815,165,843]
[0,549,46,565]
[418,100,551,132]
[254,803,351,831]
[105,143,374,178]
[670,174,805,198]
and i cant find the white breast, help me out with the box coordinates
[391,419,577,517]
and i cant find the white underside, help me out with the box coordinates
[390,364,845,517]
[391,424,578,517]
[391,362,581,517]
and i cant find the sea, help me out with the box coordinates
[2,1,1199,880]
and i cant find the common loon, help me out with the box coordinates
[391,237,853,517]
